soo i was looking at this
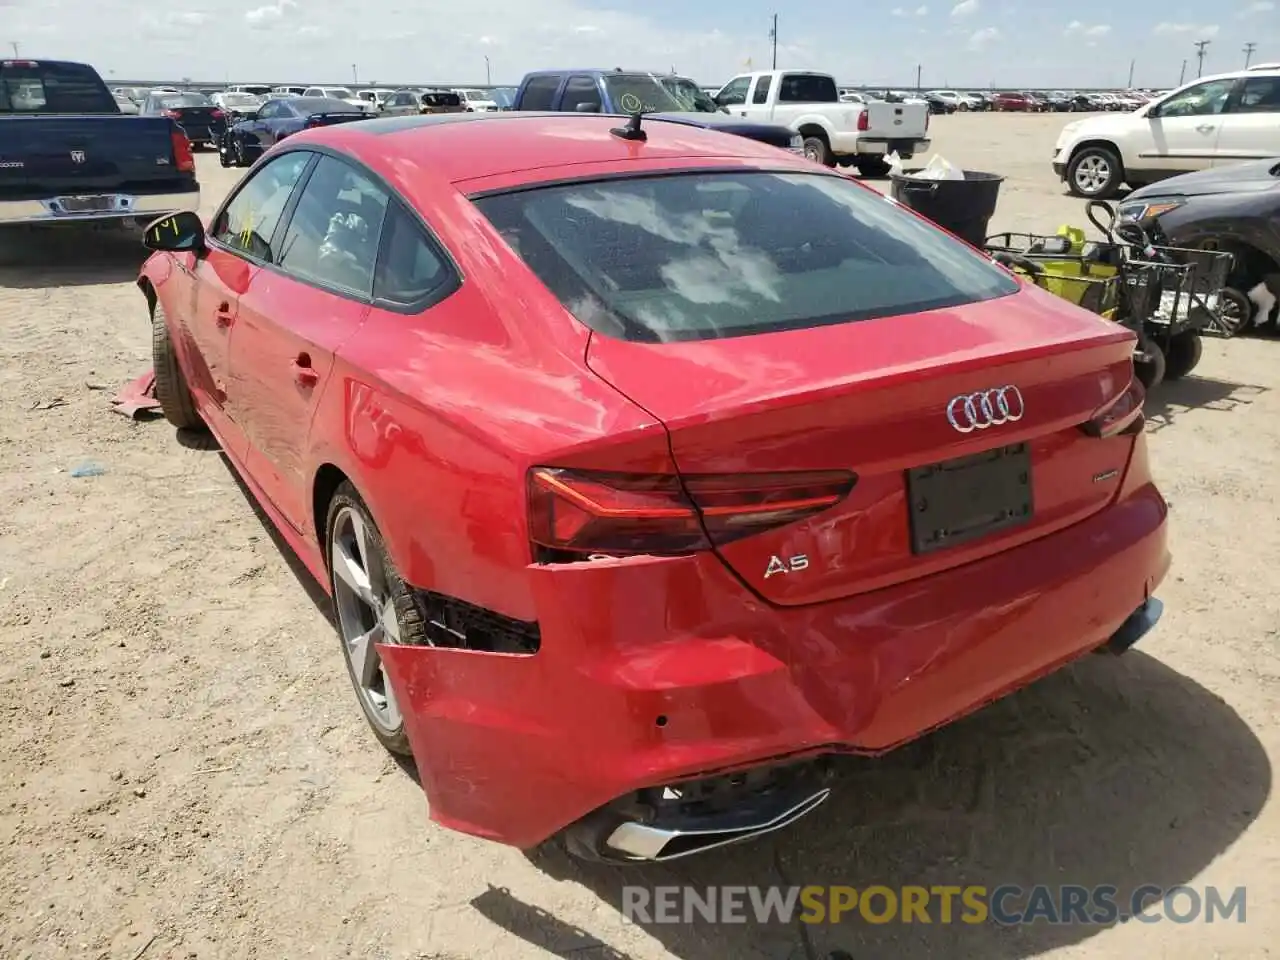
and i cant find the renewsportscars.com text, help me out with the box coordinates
[622,884,1247,926]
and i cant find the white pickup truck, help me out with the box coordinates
[713,70,930,175]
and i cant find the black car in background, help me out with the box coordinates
[922,92,955,114]
[1118,159,1280,333]
[139,91,225,149]
[219,96,369,167]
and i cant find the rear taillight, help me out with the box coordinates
[1082,376,1145,438]
[527,467,856,557]
[210,108,224,119]
[856,109,869,132]
[164,109,182,120]
[171,129,194,172]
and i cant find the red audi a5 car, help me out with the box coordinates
[137,112,1169,862]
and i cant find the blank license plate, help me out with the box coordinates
[906,444,1034,554]
[59,195,115,213]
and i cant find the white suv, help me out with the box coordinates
[1052,67,1280,198]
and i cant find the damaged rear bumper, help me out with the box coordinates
[378,480,1169,854]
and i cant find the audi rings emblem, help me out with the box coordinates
[946,386,1025,433]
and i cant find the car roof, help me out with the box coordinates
[311,112,806,187]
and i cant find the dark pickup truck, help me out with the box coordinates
[512,69,805,154]
[0,58,199,229]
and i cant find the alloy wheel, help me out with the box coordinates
[1073,155,1111,195]
[330,505,402,733]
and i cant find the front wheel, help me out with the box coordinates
[1066,145,1123,199]
[151,301,203,430]
[1213,286,1253,338]
[326,483,432,757]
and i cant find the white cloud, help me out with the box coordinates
[1153,22,1220,37]
[1065,21,1110,37]
[245,0,296,26]
[892,6,907,14]
[968,25,1000,49]
[916,4,929,13]
[951,0,979,17]
[1240,0,1274,14]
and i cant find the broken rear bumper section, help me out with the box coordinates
[378,480,1169,860]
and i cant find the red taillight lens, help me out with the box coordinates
[170,129,194,172]
[210,108,224,119]
[856,109,869,131]
[1081,376,1145,438]
[527,467,856,556]
[164,109,182,120]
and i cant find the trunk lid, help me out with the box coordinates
[585,285,1139,606]
[168,106,220,130]
[0,115,179,195]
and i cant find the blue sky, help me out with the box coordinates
[2,0,1277,88]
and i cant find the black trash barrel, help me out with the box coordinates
[889,170,1005,248]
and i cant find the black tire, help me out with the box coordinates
[1163,331,1203,380]
[151,301,203,430]
[1133,332,1167,390]
[1214,286,1253,338]
[855,157,891,178]
[218,142,231,168]
[325,482,430,757]
[1066,145,1123,199]
[233,138,247,168]
[801,135,835,167]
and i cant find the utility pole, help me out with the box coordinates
[1244,42,1257,67]
[484,55,491,85]
[1127,59,1135,89]
[769,14,778,70]
[351,63,358,85]
[915,63,922,92]
[9,42,18,57]
[1194,39,1210,78]
[1179,59,1187,86]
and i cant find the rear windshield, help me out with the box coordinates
[159,94,213,107]
[473,171,1019,343]
[423,92,462,107]
[0,61,115,113]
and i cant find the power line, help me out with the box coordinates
[1244,42,1257,67]
[1194,39,1211,78]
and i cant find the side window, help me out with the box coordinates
[276,156,389,298]
[561,76,601,113]
[374,203,454,306]
[210,152,312,262]
[716,76,751,106]
[520,75,562,111]
[751,75,772,105]
[304,87,322,98]
[258,101,280,119]
[1158,79,1236,118]
[1234,77,1280,113]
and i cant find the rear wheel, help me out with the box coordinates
[326,483,430,757]
[855,157,891,178]
[1163,331,1203,380]
[150,301,203,430]
[802,136,834,166]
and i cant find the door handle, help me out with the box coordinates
[1196,124,1216,133]
[292,353,319,387]
[214,301,234,328]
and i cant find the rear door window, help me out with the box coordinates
[1233,76,1280,113]
[473,171,1018,343]
[777,74,838,103]
[276,156,389,298]
[0,61,116,113]
[373,203,456,307]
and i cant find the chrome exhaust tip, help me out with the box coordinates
[602,787,831,862]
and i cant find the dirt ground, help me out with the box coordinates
[1,112,1276,960]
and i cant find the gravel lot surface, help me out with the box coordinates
[1,112,1276,960]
